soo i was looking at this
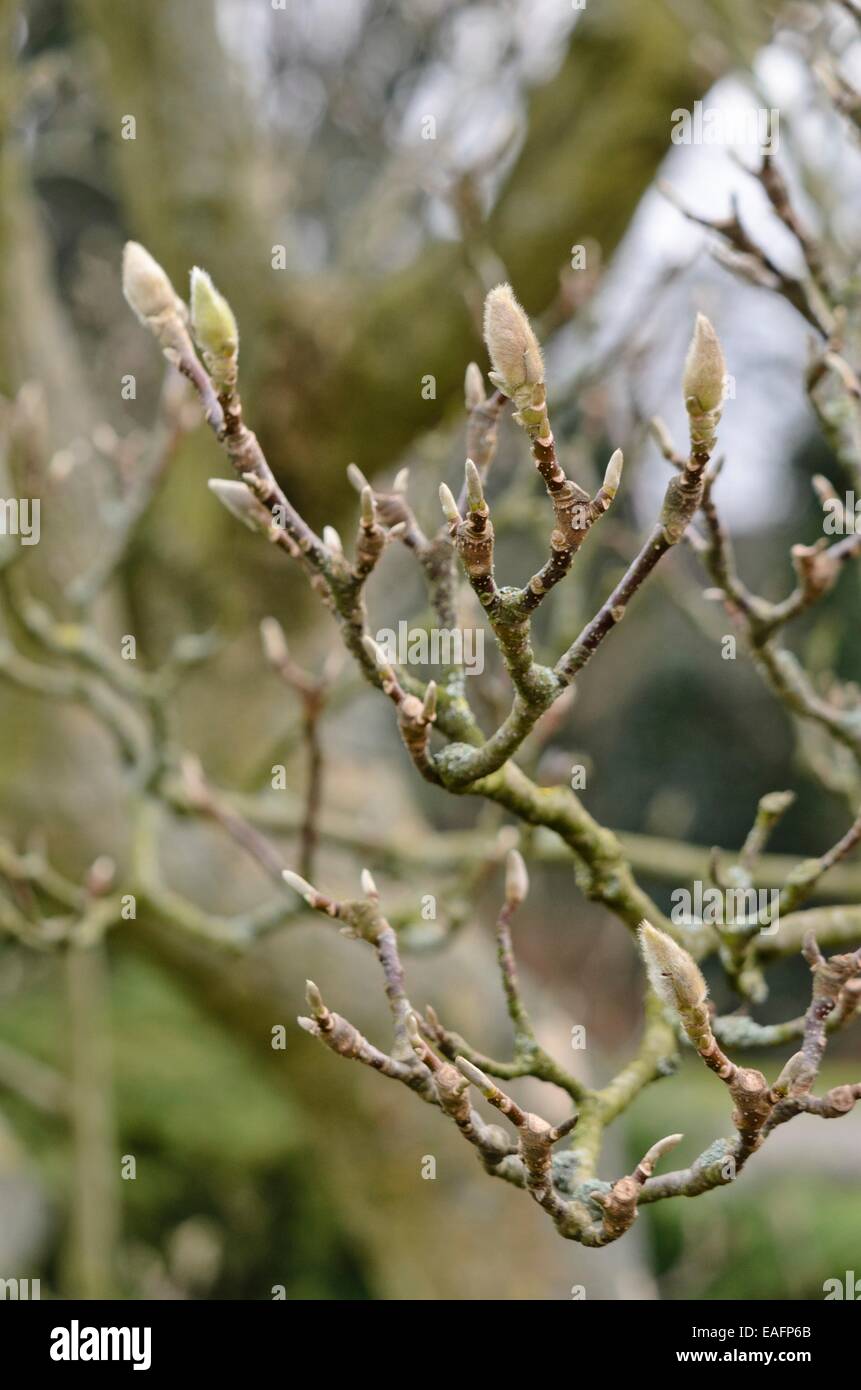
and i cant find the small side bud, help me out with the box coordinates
[464,457,485,512]
[773,1050,815,1097]
[393,467,410,494]
[504,848,529,908]
[683,313,726,414]
[421,681,438,721]
[346,462,369,493]
[405,1012,423,1050]
[323,524,343,553]
[638,920,708,1015]
[260,616,289,667]
[305,979,325,1017]
[439,483,462,525]
[455,1055,495,1096]
[207,478,264,532]
[602,448,624,499]
[464,361,486,410]
[360,867,379,899]
[283,869,316,901]
[482,283,544,398]
[812,474,838,507]
[360,485,376,526]
[640,1132,684,1175]
[190,266,239,393]
[361,634,391,671]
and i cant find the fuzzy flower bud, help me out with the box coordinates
[122,241,178,321]
[682,313,726,414]
[602,448,624,499]
[122,241,188,358]
[638,920,708,1015]
[483,284,544,399]
[190,267,239,393]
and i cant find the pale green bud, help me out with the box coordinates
[464,457,484,511]
[190,266,239,392]
[683,313,726,414]
[602,448,624,499]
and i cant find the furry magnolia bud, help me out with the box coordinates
[122,241,188,358]
[638,920,708,1014]
[190,267,239,392]
[122,241,178,321]
[683,313,726,414]
[482,284,544,399]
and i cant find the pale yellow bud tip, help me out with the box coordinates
[483,283,544,396]
[683,313,726,414]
